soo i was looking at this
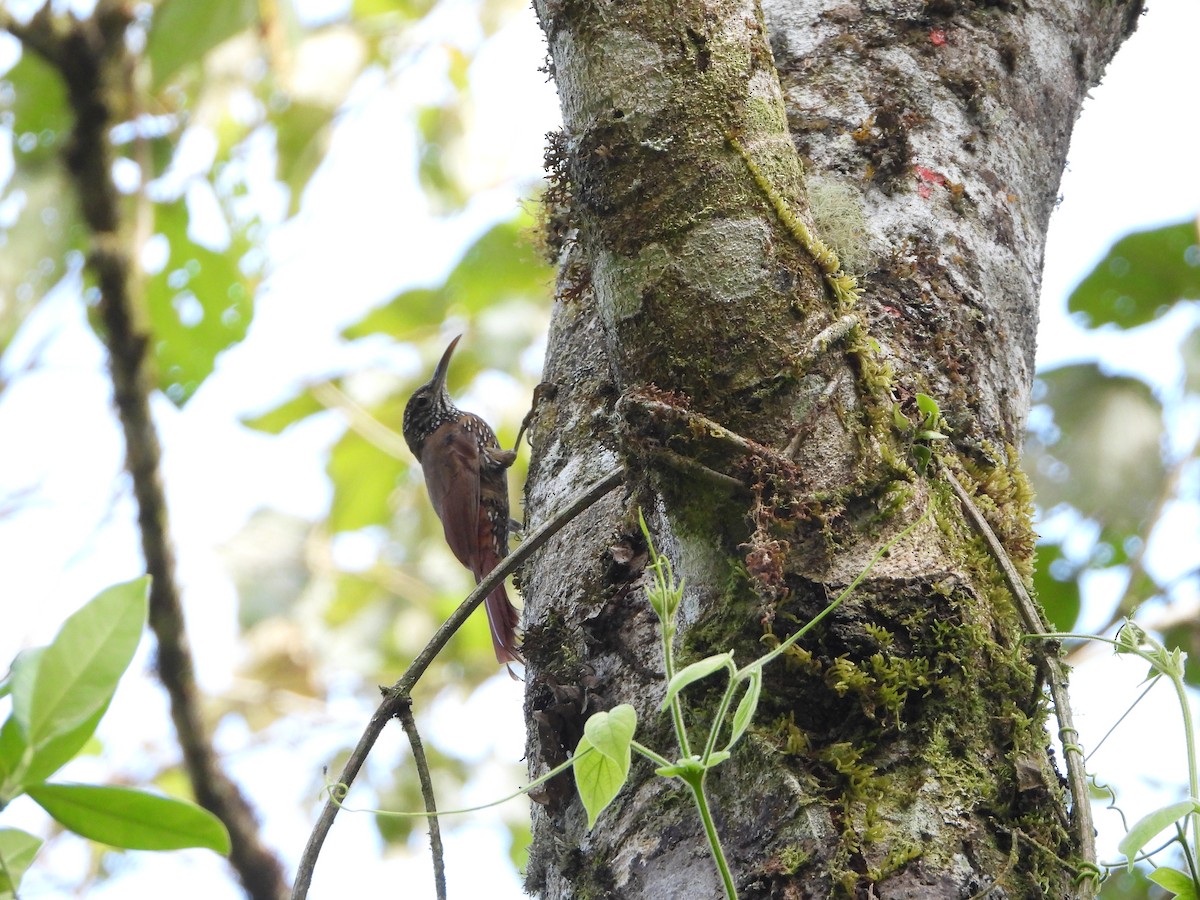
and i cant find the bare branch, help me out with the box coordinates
[291,467,624,900]
[8,10,289,899]
[396,701,446,900]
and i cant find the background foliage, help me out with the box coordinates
[0,0,1195,897]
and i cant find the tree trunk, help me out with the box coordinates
[520,1,1142,897]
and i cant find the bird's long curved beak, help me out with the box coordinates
[430,334,462,392]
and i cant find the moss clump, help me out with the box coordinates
[807,176,875,275]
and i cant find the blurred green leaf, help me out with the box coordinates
[1096,866,1156,899]
[416,105,468,212]
[0,52,71,164]
[1149,867,1198,899]
[1183,323,1200,396]
[343,287,445,339]
[27,782,231,853]
[1070,220,1200,329]
[0,828,41,897]
[146,200,256,406]
[1163,623,1200,689]
[327,429,406,532]
[242,389,326,434]
[274,101,335,217]
[343,215,552,340]
[354,0,436,18]
[1026,364,1165,532]
[147,0,260,90]
[507,818,532,871]
[1119,799,1200,871]
[325,572,381,627]
[1032,544,1081,632]
[0,166,84,350]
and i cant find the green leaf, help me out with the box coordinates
[0,166,84,345]
[0,52,71,164]
[24,702,109,785]
[354,0,436,20]
[241,389,327,434]
[274,101,335,217]
[26,578,148,752]
[0,716,28,794]
[911,444,931,474]
[660,654,734,711]
[1149,867,1199,899]
[573,736,627,830]
[1026,364,1165,532]
[8,648,44,733]
[27,783,231,853]
[915,392,940,421]
[342,288,446,340]
[327,429,407,532]
[145,200,257,406]
[146,0,260,90]
[1118,799,1200,870]
[726,667,762,749]
[582,705,636,769]
[342,214,553,340]
[0,828,41,896]
[573,706,636,828]
[1032,543,1081,631]
[1183,324,1200,396]
[1070,220,1200,329]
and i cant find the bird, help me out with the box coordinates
[402,335,522,667]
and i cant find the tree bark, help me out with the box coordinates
[521,0,1142,897]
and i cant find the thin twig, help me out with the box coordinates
[6,8,289,898]
[291,467,624,900]
[941,463,1098,896]
[396,701,446,900]
[311,380,411,460]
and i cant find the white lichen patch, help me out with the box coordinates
[553,28,671,128]
[594,243,672,326]
[675,217,771,302]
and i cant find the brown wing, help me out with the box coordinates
[420,421,483,576]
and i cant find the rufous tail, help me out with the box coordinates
[484,582,522,667]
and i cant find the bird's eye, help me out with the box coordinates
[416,395,431,408]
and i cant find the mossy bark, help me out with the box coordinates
[520,0,1142,897]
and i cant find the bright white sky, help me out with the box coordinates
[0,0,1198,897]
